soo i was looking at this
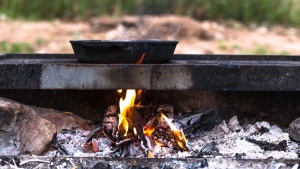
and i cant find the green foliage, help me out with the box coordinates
[0,41,8,51]
[252,46,273,55]
[245,46,290,55]
[0,0,300,26]
[35,38,45,47]
[217,41,227,50]
[0,41,34,53]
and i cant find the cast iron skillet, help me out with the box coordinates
[70,40,178,64]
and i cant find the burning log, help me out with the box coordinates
[156,113,188,151]
[144,105,188,151]
[101,90,189,157]
[124,107,150,149]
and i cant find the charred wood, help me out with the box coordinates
[173,108,222,135]
[245,138,287,151]
[102,105,118,143]
[197,141,222,157]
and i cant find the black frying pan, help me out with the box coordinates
[70,40,178,64]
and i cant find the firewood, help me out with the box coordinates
[173,108,222,135]
[102,105,118,143]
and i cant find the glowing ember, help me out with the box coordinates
[154,139,165,147]
[137,89,143,98]
[161,113,187,150]
[118,89,136,136]
[136,53,145,64]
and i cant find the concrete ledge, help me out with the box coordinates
[1,54,300,90]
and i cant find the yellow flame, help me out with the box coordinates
[118,89,136,136]
[117,89,122,93]
[133,127,137,136]
[161,113,187,149]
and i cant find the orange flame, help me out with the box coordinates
[118,89,136,136]
[154,139,165,147]
[144,127,156,136]
[161,113,187,149]
[136,53,145,64]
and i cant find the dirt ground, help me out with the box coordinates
[1,15,300,55]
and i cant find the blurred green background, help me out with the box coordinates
[0,0,300,26]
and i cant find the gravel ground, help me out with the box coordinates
[1,15,300,55]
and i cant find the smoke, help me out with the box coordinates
[104,15,181,41]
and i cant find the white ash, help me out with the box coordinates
[200,116,299,159]
[45,116,299,160]
[227,115,243,132]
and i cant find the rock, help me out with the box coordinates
[31,106,93,132]
[289,117,300,142]
[0,97,56,155]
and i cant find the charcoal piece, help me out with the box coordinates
[57,159,72,168]
[0,156,12,166]
[157,105,174,118]
[189,159,209,168]
[136,105,156,126]
[93,162,111,169]
[85,126,102,143]
[128,165,150,169]
[245,138,287,151]
[197,141,222,157]
[297,150,300,158]
[161,165,173,169]
[61,129,69,134]
[259,126,270,134]
[51,136,69,155]
[234,153,246,160]
[174,108,222,135]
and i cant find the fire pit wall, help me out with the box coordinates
[0,89,298,128]
[2,54,300,166]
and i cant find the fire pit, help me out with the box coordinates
[1,53,300,168]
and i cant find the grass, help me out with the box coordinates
[35,38,45,47]
[244,45,290,55]
[0,41,34,53]
[217,41,227,50]
[0,0,300,26]
[252,46,273,55]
